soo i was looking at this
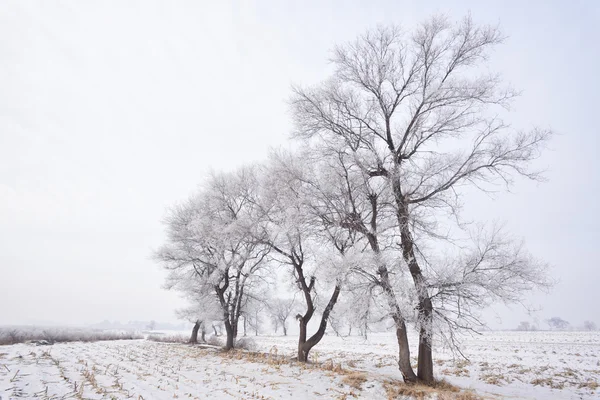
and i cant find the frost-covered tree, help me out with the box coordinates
[174,289,222,343]
[242,294,267,336]
[255,151,357,362]
[516,321,532,332]
[291,16,552,382]
[583,321,597,331]
[547,317,569,331]
[155,167,270,350]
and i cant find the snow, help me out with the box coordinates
[0,331,599,399]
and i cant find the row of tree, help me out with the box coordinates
[155,15,552,384]
[517,319,598,331]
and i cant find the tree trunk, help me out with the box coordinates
[189,320,200,344]
[254,310,259,336]
[417,299,434,383]
[200,326,206,342]
[283,325,287,336]
[213,324,218,336]
[224,320,235,350]
[394,314,418,382]
[378,265,417,382]
[395,189,434,383]
[367,229,417,383]
[243,316,247,337]
[297,317,308,361]
[298,285,341,362]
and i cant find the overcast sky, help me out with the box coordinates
[1,0,598,329]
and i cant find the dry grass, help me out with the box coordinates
[531,377,564,389]
[383,378,481,400]
[578,380,599,390]
[341,372,368,390]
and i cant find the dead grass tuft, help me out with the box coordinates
[578,380,599,391]
[383,378,477,400]
[341,372,368,390]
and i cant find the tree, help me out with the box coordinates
[291,16,551,383]
[516,321,531,331]
[175,291,222,343]
[155,167,270,350]
[583,320,597,331]
[256,152,353,362]
[547,317,569,331]
[268,297,297,336]
[243,295,268,336]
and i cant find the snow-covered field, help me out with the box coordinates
[0,331,598,399]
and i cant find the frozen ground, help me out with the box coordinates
[0,331,598,399]
[250,331,600,399]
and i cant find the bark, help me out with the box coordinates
[200,326,206,342]
[189,320,200,344]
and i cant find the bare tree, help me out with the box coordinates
[268,297,297,336]
[243,295,267,336]
[175,291,222,343]
[155,167,270,350]
[256,152,351,362]
[291,16,552,383]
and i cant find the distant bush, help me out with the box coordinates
[206,335,223,347]
[235,337,256,351]
[0,327,142,346]
[147,334,188,344]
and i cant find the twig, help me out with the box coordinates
[10,369,20,382]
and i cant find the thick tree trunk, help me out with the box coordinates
[297,317,308,361]
[417,300,434,382]
[394,314,417,382]
[224,320,235,350]
[189,320,200,344]
[384,288,417,383]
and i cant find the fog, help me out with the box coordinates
[1,0,598,330]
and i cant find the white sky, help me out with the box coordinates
[1,0,598,329]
